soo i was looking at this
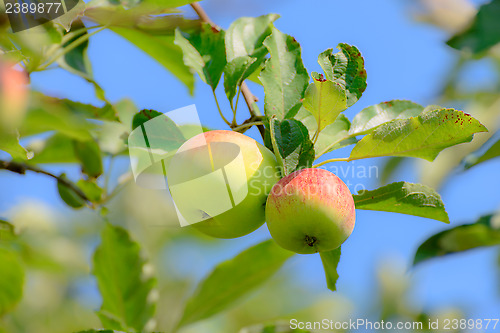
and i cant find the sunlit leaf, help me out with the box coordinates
[0,130,31,159]
[319,247,341,292]
[414,214,500,265]
[349,100,424,136]
[349,109,488,161]
[93,223,157,331]
[225,14,279,61]
[73,139,103,178]
[20,92,118,140]
[303,73,347,133]
[294,107,356,157]
[259,27,309,120]
[353,181,449,223]
[57,174,85,209]
[177,240,294,327]
[318,43,367,107]
[223,13,279,102]
[224,53,263,104]
[0,248,25,315]
[28,133,77,164]
[174,23,226,90]
[77,179,103,202]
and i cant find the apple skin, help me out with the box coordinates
[265,168,355,254]
[0,62,28,128]
[169,130,280,238]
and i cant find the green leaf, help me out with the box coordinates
[319,247,341,292]
[265,119,315,176]
[349,109,488,161]
[57,174,85,209]
[224,13,279,100]
[132,109,163,130]
[129,109,186,154]
[28,133,78,164]
[73,139,103,178]
[57,19,93,80]
[349,100,424,136]
[174,24,226,90]
[93,223,157,331]
[111,28,194,93]
[414,214,500,266]
[303,73,347,133]
[52,0,86,31]
[225,14,279,61]
[0,130,31,160]
[318,44,367,107]
[20,92,112,140]
[0,220,15,242]
[259,27,309,120]
[224,52,264,104]
[353,181,449,223]
[463,135,500,169]
[0,248,25,316]
[223,13,278,102]
[177,240,294,328]
[294,107,356,157]
[447,0,500,55]
[77,179,103,202]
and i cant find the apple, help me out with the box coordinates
[265,168,355,254]
[0,62,28,129]
[167,130,280,238]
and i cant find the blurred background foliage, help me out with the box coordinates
[0,0,500,332]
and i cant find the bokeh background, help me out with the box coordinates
[1,0,500,332]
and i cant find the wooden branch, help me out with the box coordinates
[190,2,266,139]
[0,160,91,203]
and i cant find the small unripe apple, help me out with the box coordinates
[265,168,355,254]
[168,130,280,238]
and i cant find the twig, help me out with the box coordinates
[232,121,264,132]
[212,90,231,126]
[0,160,91,203]
[312,157,350,168]
[190,2,266,139]
[190,2,216,27]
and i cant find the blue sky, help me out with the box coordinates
[2,0,500,325]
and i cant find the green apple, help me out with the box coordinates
[167,130,280,238]
[265,168,355,254]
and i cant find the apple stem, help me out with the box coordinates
[312,157,351,168]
